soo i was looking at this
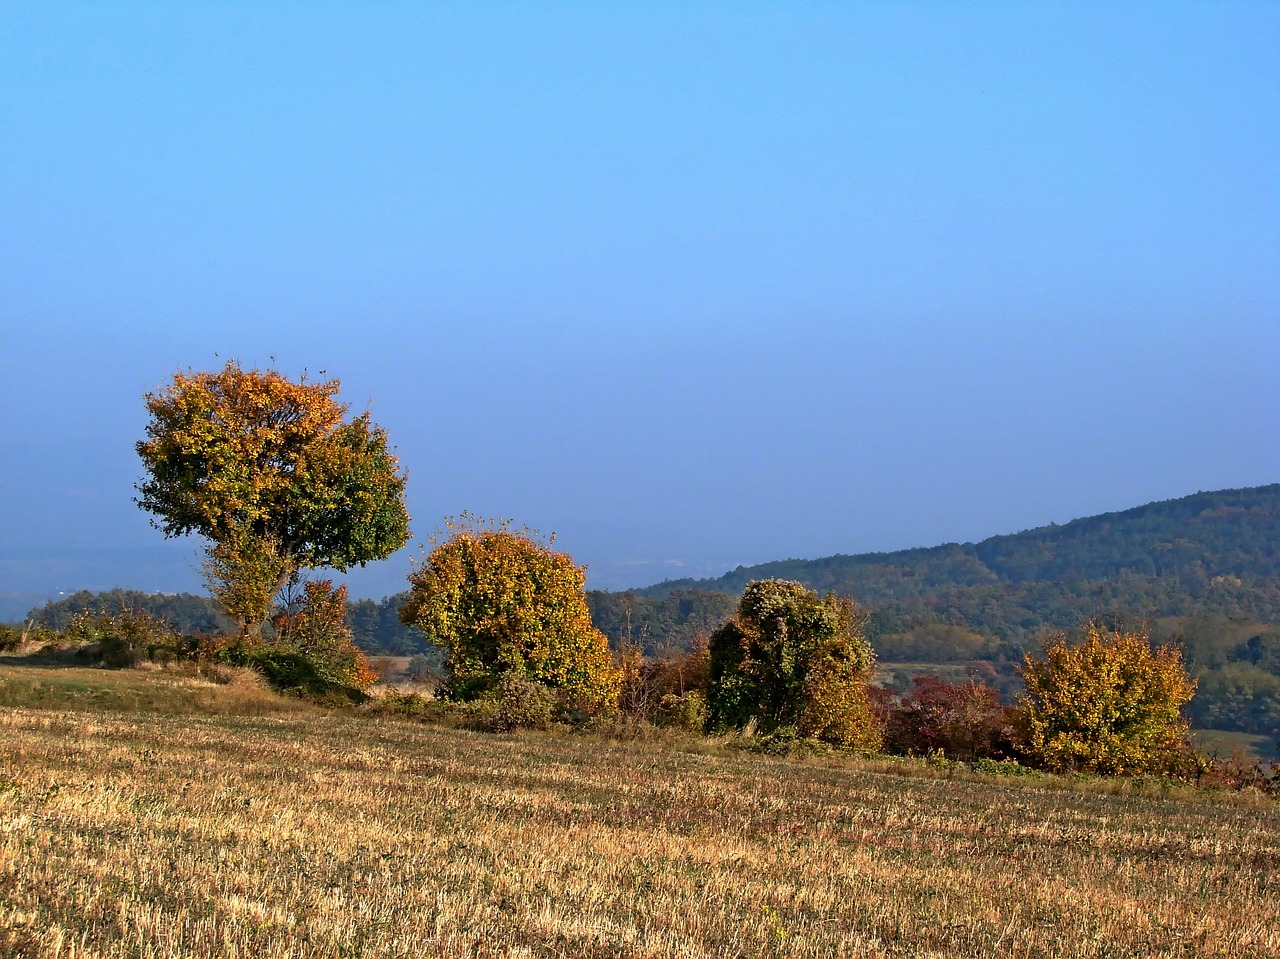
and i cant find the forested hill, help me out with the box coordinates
[584,485,1280,737]
[634,484,1280,611]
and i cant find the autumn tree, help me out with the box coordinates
[399,516,620,712]
[1017,623,1197,775]
[136,362,410,637]
[706,579,881,749]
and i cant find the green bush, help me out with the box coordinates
[0,625,23,652]
[972,757,1041,778]
[707,580,881,750]
[247,648,366,703]
[66,610,181,667]
[493,671,556,732]
[372,689,431,718]
[654,692,708,732]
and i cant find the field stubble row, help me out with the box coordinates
[0,668,1277,958]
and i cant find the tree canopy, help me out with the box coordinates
[1017,624,1196,775]
[136,362,410,633]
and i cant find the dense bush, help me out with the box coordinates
[654,691,708,732]
[401,516,620,713]
[66,610,182,667]
[706,580,880,750]
[493,671,557,732]
[271,580,377,691]
[880,676,1015,761]
[1017,624,1196,775]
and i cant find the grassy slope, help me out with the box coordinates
[1,665,1278,959]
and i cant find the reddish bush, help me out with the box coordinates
[882,676,1015,761]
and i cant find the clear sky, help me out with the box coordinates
[2,3,1277,617]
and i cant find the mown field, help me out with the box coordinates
[1,664,1278,958]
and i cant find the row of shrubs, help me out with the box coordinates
[385,636,1278,794]
[5,605,1275,795]
[1,589,376,704]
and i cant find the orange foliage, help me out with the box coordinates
[137,362,409,635]
[273,580,377,691]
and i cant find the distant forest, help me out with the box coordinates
[22,484,1280,738]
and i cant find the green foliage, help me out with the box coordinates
[707,580,880,750]
[605,485,1280,738]
[0,625,22,652]
[346,591,432,655]
[26,588,428,659]
[374,689,431,718]
[587,588,739,655]
[66,610,182,667]
[400,516,620,712]
[654,691,708,732]
[1017,624,1197,775]
[1187,663,1280,737]
[873,623,997,663]
[27,590,230,635]
[633,485,1280,651]
[493,670,557,732]
[642,486,1280,613]
[201,525,292,639]
[972,757,1041,778]
[136,362,410,635]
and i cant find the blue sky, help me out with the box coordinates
[1,3,1277,616]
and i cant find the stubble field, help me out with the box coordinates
[1,665,1277,958]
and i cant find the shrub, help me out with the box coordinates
[401,516,620,713]
[0,625,23,652]
[371,688,431,719]
[493,671,556,732]
[972,757,1041,778]
[1017,624,1197,776]
[617,637,710,724]
[706,580,881,750]
[655,691,708,732]
[882,676,1015,761]
[272,580,377,692]
[66,610,181,667]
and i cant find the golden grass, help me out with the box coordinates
[1,670,1277,957]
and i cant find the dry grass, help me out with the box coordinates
[1,667,1277,958]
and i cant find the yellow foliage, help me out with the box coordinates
[401,516,620,713]
[200,524,292,639]
[1018,623,1196,775]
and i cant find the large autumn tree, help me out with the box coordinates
[400,516,620,712]
[136,362,410,636]
[1017,623,1196,775]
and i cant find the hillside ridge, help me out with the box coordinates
[633,483,1280,600]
